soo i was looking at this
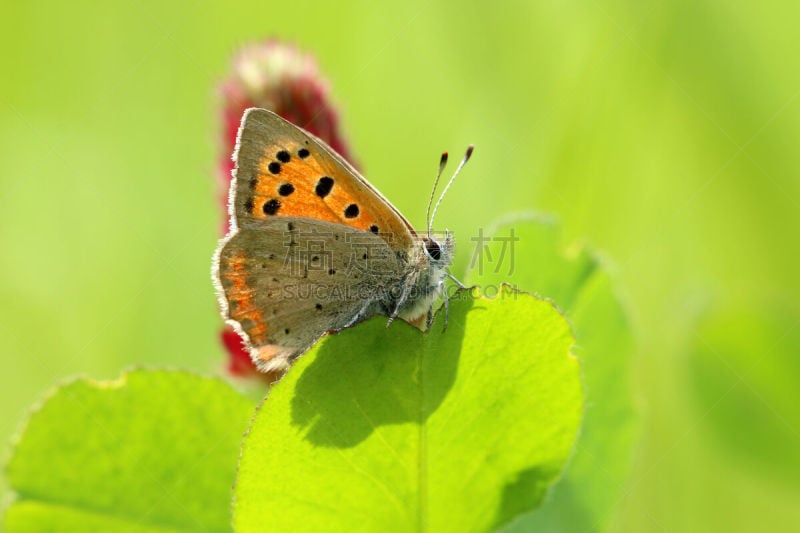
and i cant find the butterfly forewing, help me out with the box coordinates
[232,108,416,250]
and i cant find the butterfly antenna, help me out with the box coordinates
[426,151,449,237]
[430,145,473,232]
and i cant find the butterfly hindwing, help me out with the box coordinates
[216,216,406,371]
[232,108,416,251]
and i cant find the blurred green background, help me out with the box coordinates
[2,1,799,531]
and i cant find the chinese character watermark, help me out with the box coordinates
[469,227,519,276]
[282,228,333,276]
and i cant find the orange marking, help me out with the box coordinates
[247,141,413,245]
[256,344,291,366]
[222,252,269,345]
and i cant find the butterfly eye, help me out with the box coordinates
[425,239,442,261]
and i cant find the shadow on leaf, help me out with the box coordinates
[493,465,562,530]
[290,290,474,448]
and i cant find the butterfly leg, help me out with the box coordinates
[386,283,413,327]
[386,272,420,328]
[447,272,467,289]
[438,279,450,332]
[343,299,375,329]
[423,278,450,331]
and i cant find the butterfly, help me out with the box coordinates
[213,108,472,374]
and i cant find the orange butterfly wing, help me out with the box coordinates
[231,108,417,250]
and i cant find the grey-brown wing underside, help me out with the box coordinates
[215,217,406,372]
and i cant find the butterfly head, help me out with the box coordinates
[422,230,454,268]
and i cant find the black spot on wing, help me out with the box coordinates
[263,199,281,215]
[344,204,359,218]
[315,176,334,198]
